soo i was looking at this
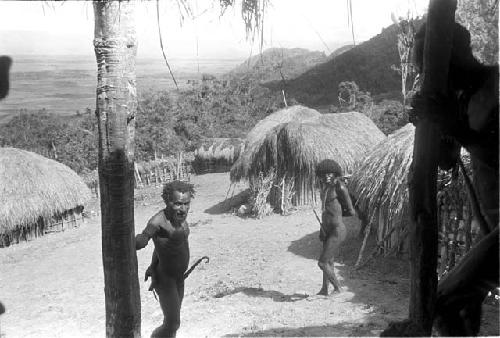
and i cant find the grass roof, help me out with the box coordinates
[194,138,246,163]
[0,147,91,232]
[230,105,321,181]
[244,112,385,193]
[349,123,415,228]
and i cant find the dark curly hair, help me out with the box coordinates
[161,180,195,202]
[315,159,343,178]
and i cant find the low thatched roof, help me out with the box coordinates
[194,138,245,163]
[235,111,385,193]
[0,148,91,232]
[349,123,414,229]
[230,105,321,181]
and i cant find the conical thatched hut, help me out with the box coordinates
[232,108,386,206]
[193,138,246,174]
[0,147,91,247]
[349,123,473,262]
[230,105,321,182]
[349,123,414,253]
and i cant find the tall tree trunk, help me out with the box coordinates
[93,1,141,337]
[408,0,457,334]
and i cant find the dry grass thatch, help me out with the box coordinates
[349,123,476,260]
[230,105,322,181]
[0,147,91,233]
[194,138,246,163]
[234,111,386,204]
[349,123,415,231]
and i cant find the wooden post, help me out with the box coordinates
[176,151,182,180]
[281,176,285,214]
[408,0,456,333]
[94,1,141,336]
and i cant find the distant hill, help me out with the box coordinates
[225,48,327,83]
[327,44,355,59]
[264,23,408,107]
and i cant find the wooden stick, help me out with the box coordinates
[355,222,372,268]
[408,0,456,333]
[356,222,402,269]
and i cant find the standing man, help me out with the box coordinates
[316,159,355,296]
[136,180,195,338]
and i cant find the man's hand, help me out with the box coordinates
[135,233,149,250]
[319,229,326,242]
[144,265,153,282]
[144,266,157,291]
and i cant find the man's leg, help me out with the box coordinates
[152,273,181,338]
[317,241,329,295]
[318,235,342,292]
[177,278,185,307]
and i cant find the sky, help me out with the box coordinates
[0,0,428,59]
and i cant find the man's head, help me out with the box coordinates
[162,180,195,224]
[316,159,343,185]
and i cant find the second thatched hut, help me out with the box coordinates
[231,105,386,207]
[193,138,246,174]
[349,123,414,255]
[349,123,473,266]
[0,147,91,247]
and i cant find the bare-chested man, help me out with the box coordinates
[136,180,194,338]
[316,159,355,296]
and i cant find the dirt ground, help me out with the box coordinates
[0,173,498,337]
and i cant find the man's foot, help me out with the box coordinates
[322,267,340,289]
[317,288,328,296]
[151,324,176,338]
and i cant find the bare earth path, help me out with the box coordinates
[1,173,498,337]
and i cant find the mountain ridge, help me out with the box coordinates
[263,22,411,107]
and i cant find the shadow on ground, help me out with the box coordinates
[224,318,385,337]
[288,231,322,260]
[204,189,250,215]
[287,216,364,262]
[285,217,412,336]
[214,286,308,303]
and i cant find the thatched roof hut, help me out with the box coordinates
[233,109,386,205]
[230,105,321,181]
[193,138,246,174]
[349,124,474,260]
[0,148,91,243]
[349,123,414,245]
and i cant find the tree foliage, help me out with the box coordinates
[0,74,284,173]
[0,110,98,174]
[135,91,183,160]
[135,76,284,161]
[371,99,408,135]
[456,0,499,65]
[337,81,373,114]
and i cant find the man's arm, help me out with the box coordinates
[135,217,160,250]
[336,180,356,216]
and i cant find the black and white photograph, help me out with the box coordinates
[0,0,498,337]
